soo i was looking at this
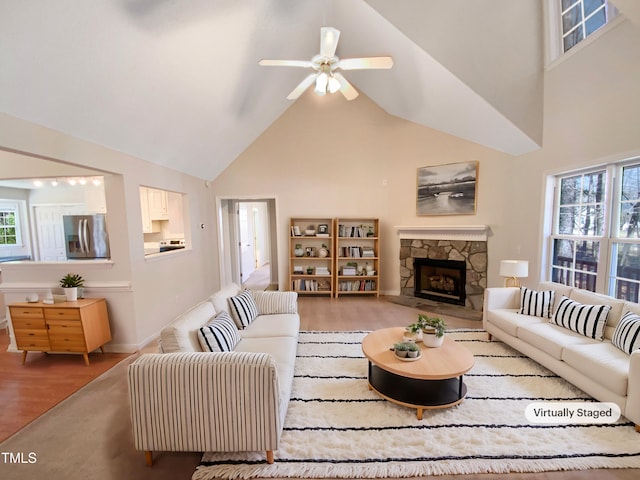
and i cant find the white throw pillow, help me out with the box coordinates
[612,311,640,354]
[552,295,610,341]
[250,290,298,314]
[197,311,240,352]
[519,287,555,318]
[228,290,259,328]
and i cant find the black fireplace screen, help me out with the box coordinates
[414,258,466,306]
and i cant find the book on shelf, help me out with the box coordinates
[315,267,330,276]
[340,246,370,258]
[338,279,376,291]
[361,247,375,257]
[341,266,357,276]
[338,224,374,238]
[292,279,319,291]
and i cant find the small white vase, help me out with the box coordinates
[422,333,444,348]
[64,287,78,302]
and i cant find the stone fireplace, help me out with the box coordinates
[397,226,488,311]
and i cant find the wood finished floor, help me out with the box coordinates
[1,295,638,479]
[0,327,129,443]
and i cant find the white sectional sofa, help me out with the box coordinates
[483,281,640,431]
[127,283,300,466]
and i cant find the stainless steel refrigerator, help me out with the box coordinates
[63,214,111,259]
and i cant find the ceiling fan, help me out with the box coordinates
[258,27,393,101]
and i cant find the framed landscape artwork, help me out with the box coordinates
[416,161,478,215]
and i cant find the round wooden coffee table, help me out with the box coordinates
[361,327,475,419]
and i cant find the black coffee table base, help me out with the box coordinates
[368,363,468,419]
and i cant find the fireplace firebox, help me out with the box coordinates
[414,258,466,306]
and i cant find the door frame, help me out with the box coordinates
[215,195,279,289]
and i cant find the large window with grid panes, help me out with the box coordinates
[548,159,640,302]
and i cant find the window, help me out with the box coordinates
[548,159,640,302]
[550,169,607,291]
[0,203,21,246]
[560,0,618,52]
[610,164,640,301]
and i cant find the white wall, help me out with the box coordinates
[0,113,219,351]
[212,15,640,295]
[366,0,544,146]
[503,16,640,290]
[211,91,515,293]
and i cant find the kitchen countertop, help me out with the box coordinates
[0,256,32,263]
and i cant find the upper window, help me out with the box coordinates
[547,159,640,302]
[560,0,618,52]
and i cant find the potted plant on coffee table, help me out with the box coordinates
[405,341,421,358]
[393,342,410,358]
[59,273,84,301]
[414,314,447,348]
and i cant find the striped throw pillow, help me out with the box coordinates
[612,311,640,354]
[250,290,298,314]
[228,290,259,328]
[197,311,240,352]
[552,296,611,340]
[520,287,555,318]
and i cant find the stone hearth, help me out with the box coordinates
[396,226,488,311]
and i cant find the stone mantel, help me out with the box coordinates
[394,225,489,242]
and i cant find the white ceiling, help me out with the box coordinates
[0,0,550,180]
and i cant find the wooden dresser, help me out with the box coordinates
[9,298,112,365]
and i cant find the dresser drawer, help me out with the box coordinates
[12,317,47,330]
[9,307,44,319]
[44,308,81,321]
[15,331,51,350]
[47,320,83,334]
[49,334,86,352]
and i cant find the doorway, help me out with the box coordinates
[217,197,278,290]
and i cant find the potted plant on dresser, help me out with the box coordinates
[59,273,84,301]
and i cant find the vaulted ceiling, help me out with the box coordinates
[1,0,555,180]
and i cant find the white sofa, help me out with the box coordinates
[483,281,640,431]
[127,283,300,466]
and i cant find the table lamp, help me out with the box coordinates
[499,260,529,287]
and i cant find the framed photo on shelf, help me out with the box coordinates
[317,223,329,235]
[416,161,478,215]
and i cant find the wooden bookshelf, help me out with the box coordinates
[334,218,379,297]
[289,218,333,296]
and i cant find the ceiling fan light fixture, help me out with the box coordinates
[314,72,328,95]
[327,75,340,94]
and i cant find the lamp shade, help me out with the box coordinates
[499,260,529,278]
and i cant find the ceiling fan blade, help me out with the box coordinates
[320,27,340,58]
[338,57,394,70]
[333,72,358,101]
[286,73,317,100]
[259,59,313,68]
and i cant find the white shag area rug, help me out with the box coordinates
[193,330,640,479]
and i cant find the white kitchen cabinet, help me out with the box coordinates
[166,192,184,236]
[148,188,169,220]
[140,187,151,233]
